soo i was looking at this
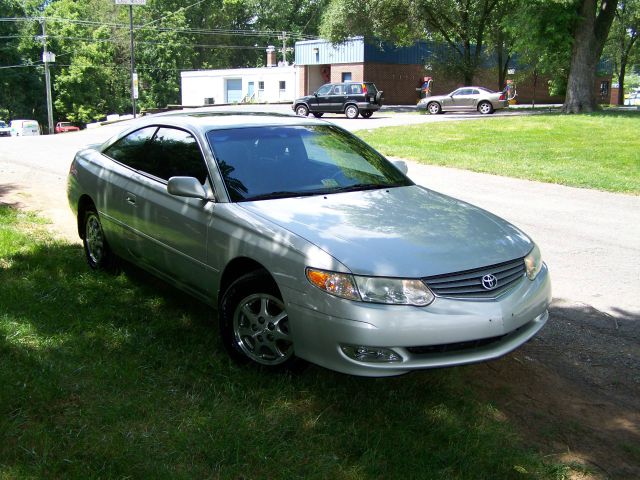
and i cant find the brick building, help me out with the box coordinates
[294,37,613,105]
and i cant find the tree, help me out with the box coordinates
[503,0,575,102]
[605,0,639,104]
[563,0,619,112]
[0,0,48,123]
[320,0,504,86]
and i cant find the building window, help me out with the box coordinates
[279,81,286,90]
[600,80,609,97]
[258,81,265,90]
[342,72,352,82]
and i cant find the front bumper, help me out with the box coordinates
[282,265,551,376]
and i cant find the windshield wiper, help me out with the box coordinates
[242,190,320,201]
[327,183,395,193]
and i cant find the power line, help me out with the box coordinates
[0,17,317,40]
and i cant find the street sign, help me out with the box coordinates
[114,0,146,4]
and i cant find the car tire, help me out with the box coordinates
[312,112,324,118]
[345,104,359,119]
[478,101,494,115]
[427,102,442,115]
[360,111,373,118]
[82,208,118,272]
[219,271,304,372]
[295,104,309,117]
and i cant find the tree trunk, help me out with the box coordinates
[617,60,626,105]
[562,0,618,113]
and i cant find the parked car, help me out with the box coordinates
[418,87,509,114]
[68,112,550,377]
[0,120,11,137]
[55,121,80,133]
[10,119,40,136]
[292,82,383,119]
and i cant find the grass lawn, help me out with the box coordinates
[358,111,640,194]
[0,206,576,479]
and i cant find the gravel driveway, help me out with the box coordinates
[1,109,638,477]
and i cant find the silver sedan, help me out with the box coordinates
[67,111,550,376]
[418,87,509,114]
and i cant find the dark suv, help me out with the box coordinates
[292,82,383,119]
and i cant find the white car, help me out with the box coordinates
[0,120,11,137]
[10,119,40,136]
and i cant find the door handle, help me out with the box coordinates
[126,193,136,206]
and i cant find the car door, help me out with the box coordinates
[123,126,217,296]
[329,84,347,112]
[100,126,159,255]
[310,84,333,113]
[450,88,476,110]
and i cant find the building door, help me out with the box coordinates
[226,79,243,103]
[247,81,254,99]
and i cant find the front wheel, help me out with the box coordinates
[478,101,494,114]
[82,208,118,272]
[219,271,303,372]
[345,104,359,119]
[360,110,373,118]
[427,102,442,115]
[295,104,309,117]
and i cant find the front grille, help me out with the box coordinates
[407,333,507,355]
[423,257,525,299]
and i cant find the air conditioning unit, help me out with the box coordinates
[204,97,215,105]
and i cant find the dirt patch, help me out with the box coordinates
[471,300,640,479]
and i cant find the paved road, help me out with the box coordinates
[0,108,638,318]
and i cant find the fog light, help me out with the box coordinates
[341,345,402,363]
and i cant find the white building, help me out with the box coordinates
[180,65,298,106]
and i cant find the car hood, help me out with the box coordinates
[239,186,533,278]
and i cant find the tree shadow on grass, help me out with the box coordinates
[0,223,563,479]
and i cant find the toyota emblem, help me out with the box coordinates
[481,274,498,290]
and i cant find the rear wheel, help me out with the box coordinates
[478,101,494,114]
[82,208,118,272]
[427,102,442,115]
[312,112,324,118]
[295,104,309,117]
[219,271,303,372]
[360,110,373,118]
[345,104,359,119]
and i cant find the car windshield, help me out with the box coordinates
[59,122,71,127]
[0,121,6,128]
[207,125,413,202]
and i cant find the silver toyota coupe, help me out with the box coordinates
[67,111,550,376]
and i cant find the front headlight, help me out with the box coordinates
[306,268,434,306]
[524,244,543,280]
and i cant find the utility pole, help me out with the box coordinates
[129,5,137,118]
[40,18,55,135]
[277,31,293,66]
[115,0,145,117]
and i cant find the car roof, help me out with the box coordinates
[101,110,329,149]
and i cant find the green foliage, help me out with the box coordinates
[502,0,576,95]
[1,1,326,124]
[321,0,505,85]
[0,0,47,123]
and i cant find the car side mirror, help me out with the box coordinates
[313,92,318,96]
[392,160,408,175]
[167,176,208,200]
